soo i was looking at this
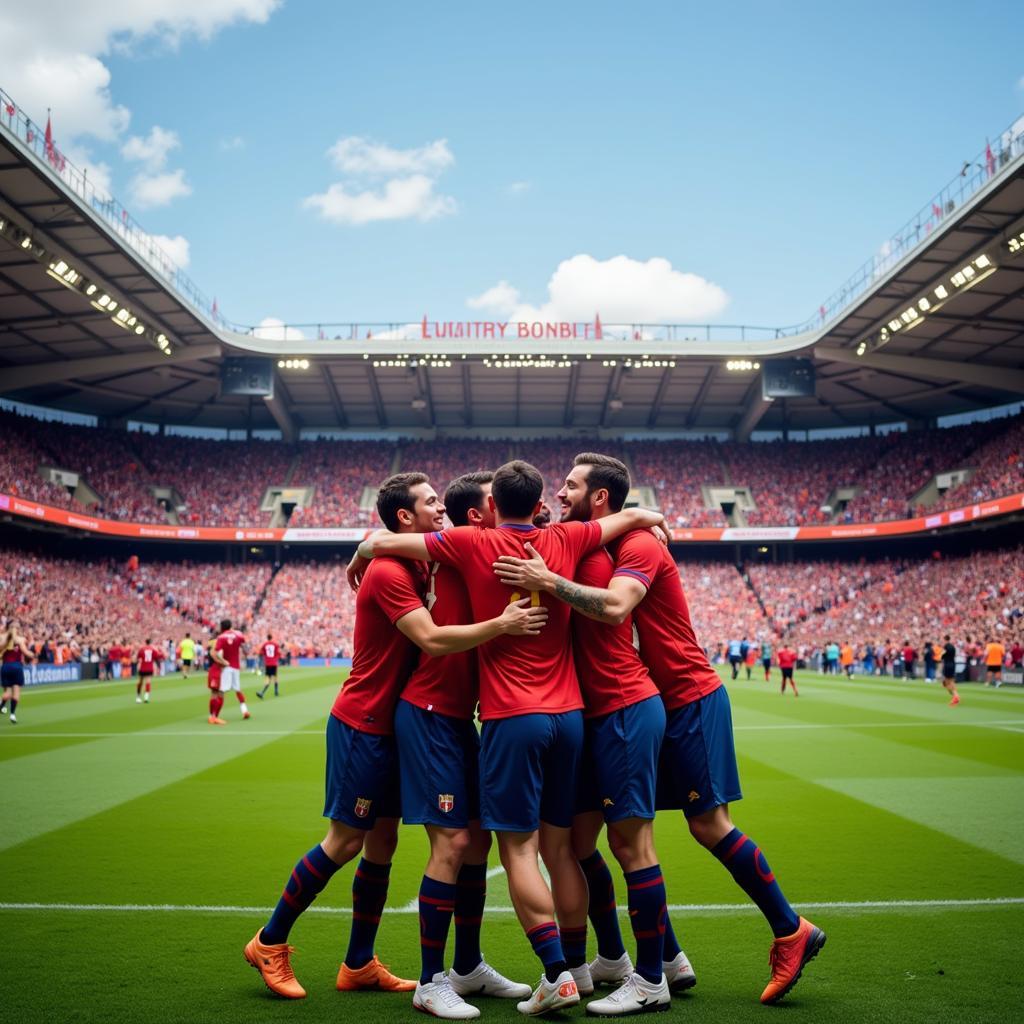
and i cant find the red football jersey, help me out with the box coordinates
[777,648,797,669]
[260,640,280,666]
[572,546,659,718]
[109,644,121,662]
[424,520,603,720]
[331,556,425,735]
[609,530,721,710]
[215,629,245,669]
[137,645,159,673]
[401,562,478,720]
[207,661,222,687]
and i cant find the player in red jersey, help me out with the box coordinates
[495,452,826,1007]
[776,645,799,697]
[135,638,160,704]
[246,473,545,1004]
[501,455,692,1014]
[360,460,665,1016]
[1,621,32,724]
[210,619,250,720]
[256,633,281,699]
[207,653,226,725]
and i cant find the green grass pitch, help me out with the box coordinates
[2,666,1023,1023]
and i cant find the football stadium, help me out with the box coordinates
[1,6,1023,1024]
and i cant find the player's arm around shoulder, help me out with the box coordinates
[595,507,667,546]
[492,542,646,625]
[394,598,547,657]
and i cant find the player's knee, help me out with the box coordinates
[687,810,731,849]
[323,830,364,864]
[465,823,492,862]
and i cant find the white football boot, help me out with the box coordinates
[449,960,531,999]
[517,971,581,1016]
[588,952,633,987]
[585,972,671,1016]
[663,950,696,992]
[413,973,480,1019]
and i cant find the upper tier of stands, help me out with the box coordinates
[1,409,1020,528]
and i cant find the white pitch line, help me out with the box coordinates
[6,719,1024,740]
[1,897,1021,916]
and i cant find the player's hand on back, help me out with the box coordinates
[499,596,549,635]
[651,522,671,546]
[347,551,371,591]
[493,542,554,591]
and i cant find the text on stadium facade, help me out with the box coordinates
[420,315,604,340]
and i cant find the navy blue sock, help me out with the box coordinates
[453,862,487,976]
[527,921,567,982]
[561,924,587,968]
[580,850,626,960]
[345,857,392,968]
[418,875,456,983]
[625,865,667,983]
[663,914,682,961]
[712,828,800,938]
[262,844,341,945]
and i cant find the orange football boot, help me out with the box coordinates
[949,694,961,706]
[208,715,227,725]
[244,930,306,999]
[336,955,416,992]
[760,917,826,1004]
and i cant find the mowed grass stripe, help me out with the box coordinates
[0,674,341,851]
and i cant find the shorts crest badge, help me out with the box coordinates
[688,790,701,803]
[438,793,455,813]
[354,797,372,818]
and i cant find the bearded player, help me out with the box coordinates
[494,453,826,1006]
[245,473,546,1001]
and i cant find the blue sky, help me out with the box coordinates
[3,1,1023,332]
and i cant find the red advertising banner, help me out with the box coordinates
[1,491,1021,544]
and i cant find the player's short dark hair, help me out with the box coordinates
[185,631,191,638]
[267,633,273,640]
[573,452,631,512]
[445,471,494,527]
[492,461,544,519]
[220,618,232,632]
[145,637,151,644]
[376,472,430,531]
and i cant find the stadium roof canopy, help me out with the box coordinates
[1,102,1023,439]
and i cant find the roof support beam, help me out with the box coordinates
[733,377,773,441]
[263,387,297,443]
[563,362,580,427]
[0,342,221,393]
[461,361,473,427]
[319,362,348,427]
[646,366,674,428]
[685,365,717,428]
[816,345,1024,394]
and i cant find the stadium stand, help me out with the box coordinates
[1,409,1021,528]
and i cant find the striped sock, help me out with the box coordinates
[418,875,456,983]
[561,924,588,968]
[345,858,392,968]
[712,828,799,938]
[625,865,667,983]
[580,850,626,959]
[261,844,341,945]
[453,862,487,975]
[527,921,567,982]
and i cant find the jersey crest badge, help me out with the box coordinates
[438,793,455,813]
[354,797,372,818]
[688,790,700,803]
[602,797,615,808]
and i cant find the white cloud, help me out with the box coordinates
[122,126,180,169]
[254,317,306,341]
[467,280,521,314]
[474,255,728,324]
[307,136,457,227]
[0,3,278,142]
[304,174,456,226]
[328,137,453,177]
[507,181,531,195]
[149,234,190,269]
[129,168,192,208]
[219,135,245,151]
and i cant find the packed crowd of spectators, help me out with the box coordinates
[0,548,271,660]
[2,408,1021,529]
[625,440,727,527]
[677,560,766,643]
[930,415,1024,513]
[250,559,357,658]
[288,440,397,527]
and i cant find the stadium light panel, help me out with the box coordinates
[856,341,867,356]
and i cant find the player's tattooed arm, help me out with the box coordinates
[552,576,609,620]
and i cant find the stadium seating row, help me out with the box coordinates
[1,409,1020,528]
[2,546,1019,665]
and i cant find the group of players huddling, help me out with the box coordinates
[243,456,826,1017]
